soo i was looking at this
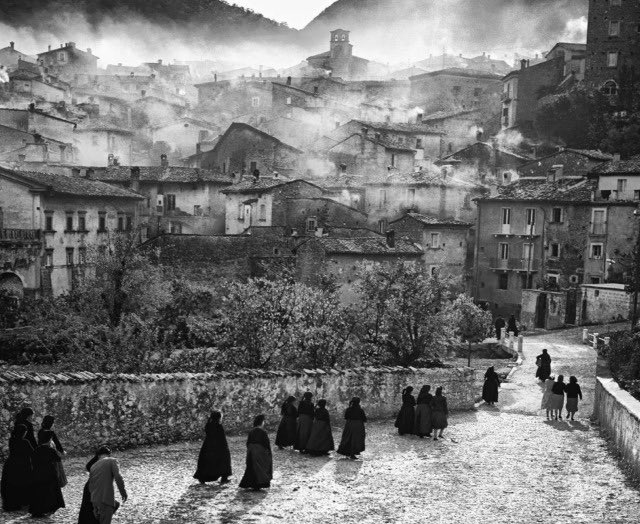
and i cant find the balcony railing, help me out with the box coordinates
[594,189,640,202]
[0,229,41,242]
[489,258,541,272]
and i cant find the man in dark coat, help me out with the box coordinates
[194,410,232,484]
[494,316,506,339]
[239,415,273,490]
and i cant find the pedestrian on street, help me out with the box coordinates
[482,366,501,406]
[564,376,583,421]
[494,315,505,340]
[1,424,34,511]
[29,430,66,518]
[294,392,314,453]
[549,375,566,420]
[15,407,37,449]
[78,452,101,524]
[535,349,552,381]
[394,386,416,435]
[305,399,335,456]
[414,385,433,438]
[431,387,449,441]
[193,410,232,485]
[541,375,555,419]
[88,446,128,524]
[507,314,519,337]
[38,415,65,455]
[275,396,298,449]
[239,414,273,490]
[337,397,367,460]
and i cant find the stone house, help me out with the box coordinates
[306,29,375,80]
[36,42,98,83]
[198,123,304,177]
[0,166,142,297]
[0,124,73,163]
[195,78,273,122]
[73,123,133,166]
[518,148,613,180]
[9,70,70,102]
[0,107,76,143]
[545,43,587,81]
[590,155,640,202]
[421,109,499,155]
[389,212,473,280]
[72,91,132,126]
[148,117,220,159]
[0,42,35,72]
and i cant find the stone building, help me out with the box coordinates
[306,30,374,80]
[0,42,35,72]
[73,123,133,166]
[195,78,273,122]
[0,124,73,164]
[36,42,98,83]
[517,148,613,180]
[0,107,76,142]
[421,109,499,155]
[545,43,587,81]
[9,70,70,102]
[585,0,640,106]
[0,166,142,297]
[148,117,220,160]
[590,154,640,201]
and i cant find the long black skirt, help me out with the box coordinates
[395,405,415,435]
[414,404,432,437]
[29,479,65,516]
[482,380,499,403]
[239,444,273,489]
[294,414,314,451]
[1,457,32,511]
[305,420,335,455]
[275,416,297,448]
[78,481,99,524]
[193,441,232,482]
[337,420,366,457]
[536,364,551,381]
[431,411,448,430]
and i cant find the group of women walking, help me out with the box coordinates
[394,385,449,440]
[536,348,583,420]
[1,408,67,518]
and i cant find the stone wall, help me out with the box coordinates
[0,366,475,458]
[594,375,640,480]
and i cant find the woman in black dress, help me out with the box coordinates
[395,386,416,436]
[535,349,552,381]
[193,410,232,484]
[507,314,519,337]
[565,376,583,421]
[414,385,433,438]
[77,451,101,524]
[15,407,37,450]
[38,415,65,454]
[29,430,65,518]
[239,415,273,490]
[1,424,34,511]
[305,399,335,456]
[431,387,449,441]
[294,392,314,453]
[482,366,501,406]
[337,397,367,460]
[275,396,298,449]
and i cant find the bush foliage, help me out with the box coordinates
[602,330,640,400]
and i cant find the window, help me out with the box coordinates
[285,97,292,105]
[378,189,387,208]
[250,161,257,172]
[602,80,618,95]
[609,20,620,36]
[416,138,422,149]
[550,243,560,258]
[66,248,74,266]
[590,243,603,259]
[251,97,260,108]
[430,233,441,249]
[98,212,107,232]
[306,217,317,232]
[525,208,536,231]
[126,215,133,231]
[166,194,176,211]
[378,219,388,234]
[523,243,534,262]
[78,212,87,231]
[65,213,74,232]
[117,215,125,231]
[390,154,396,167]
[569,275,579,284]
[607,52,619,67]
[617,179,627,192]
[501,208,511,225]
[498,273,509,290]
[547,273,559,285]
[78,247,87,266]
[170,222,182,234]
[634,190,640,201]
[259,204,266,221]
[430,265,439,276]
[334,34,339,41]
[407,188,416,203]
[499,243,509,260]
[45,211,54,231]
[194,205,202,216]
[551,207,563,223]
[91,135,99,146]
[58,51,66,61]
[45,249,53,267]
[238,204,245,220]
[591,209,606,234]
[590,276,601,284]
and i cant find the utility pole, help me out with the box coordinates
[630,208,640,329]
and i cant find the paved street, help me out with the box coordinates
[3,327,640,524]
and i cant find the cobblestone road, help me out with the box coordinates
[3,327,640,524]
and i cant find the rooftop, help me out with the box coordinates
[350,119,443,135]
[589,155,640,175]
[393,212,472,227]
[480,178,597,202]
[311,237,423,256]
[410,67,502,81]
[421,109,480,122]
[221,178,315,194]
[95,166,233,184]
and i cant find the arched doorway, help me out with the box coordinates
[0,272,24,300]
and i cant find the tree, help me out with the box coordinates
[451,294,494,367]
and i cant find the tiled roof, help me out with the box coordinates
[367,169,482,188]
[564,149,613,161]
[221,177,301,194]
[3,168,143,199]
[410,68,502,81]
[96,166,233,184]
[421,109,479,122]
[351,119,443,135]
[315,237,423,256]
[396,212,472,227]
[482,178,596,202]
[589,155,640,174]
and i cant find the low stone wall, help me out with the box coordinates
[0,366,475,458]
[594,376,640,480]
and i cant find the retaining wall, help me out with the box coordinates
[594,376,640,480]
[0,366,476,458]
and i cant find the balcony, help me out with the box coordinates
[0,229,41,243]
[489,258,541,272]
[594,189,640,202]
[501,92,512,102]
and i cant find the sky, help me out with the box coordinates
[231,0,335,29]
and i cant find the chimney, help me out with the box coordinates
[520,59,527,70]
[87,48,91,54]
[253,169,260,181]
[10,41,14,50]
[286,76,291,86]
[416,113,423,123]
[126,107,132,128]
[482,52,486,57]
[118,63,122,66]
[48,45,51,51]
[273,171,279,179]
[68,42,76,48]
[196,143,201,154]
[613,153,621,162]
[158,59,163,65]
[488,54,491,60]
[130,166,140,192]
[385,230,395,248]
[214,73,217,82]
[108,153,115,166]
[160,154,168,167]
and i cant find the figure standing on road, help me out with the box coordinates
[541,375,555,420]
[395,386,416,435]
[431,387,449,441]
[507,314,519,337]
[15,407,37,449]
[78,452,101,524]
[1,424,34,511]
[337,397,367,460]
[305,399,335,456]
[38,415,65,454]
[549,375,566,420]
[564,376,583,421]
[239,415,273,490]
[193,410,232,485]
[294,392,314,453]
[29,430,65,518]
[482,366,501,406]
[535,349,552,381]
[275,396,298,450]
[414,385,433,438]
[88,446,128,524]
[494,315,505,340]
